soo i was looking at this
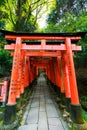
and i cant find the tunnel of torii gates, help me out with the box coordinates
[0,30,87,125]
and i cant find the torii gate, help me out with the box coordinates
[2,31,85,125]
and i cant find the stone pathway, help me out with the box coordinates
[18,76,69,130]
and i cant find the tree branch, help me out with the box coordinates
[5,0,15,26]
[30,0,41,6]
[31,1,47,12]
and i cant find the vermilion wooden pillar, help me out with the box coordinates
[18,51,24,95]
[65,38,79,104]
[54,58,59,87]
[33,66,37,78]
[49,65,52,81]
[16,39,22,99]
[52,58,58,86]
[29,61,34,84]
[57,57,63,93]
[20,51,25,94]
[52,60,56,84]
[49,60,54,83]
[57,57,62,90]
[24,56,29,87]
[31,65,34,82]
[47,64,51,80]
[4,37,22,124]
[65,38,83,123]
[62,53,71,98]
[57,55,66,105]
[8,37,22,105]
[53,57,62,96]
[27,58,30,85]
[45,63,49,79]
[62,52,71,109]
[47,63,51,80]
[54,57,59,87]
[36,67,39,76]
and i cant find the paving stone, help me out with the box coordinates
[40,103,46,112]
[22,76,68,130]
[39,95,44,98]
[26,107,39,124]
[31,99,39,108]
[33,95,39,98]
[33,97,40,100]
[45,94,51,97]
[40,98,45,103]
[33,93,40,95]
[48,118,63,126]
[40,95,45,98]
[46,98,53,104]
[34,89,40,91]
[40,101,45,106]
[60,118,69,130]
[46,103,59,118]
[18,124,37,130]
[38,111,48,130]
[49,125,64,130]
[40,98,45,101]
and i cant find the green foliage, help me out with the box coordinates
[0,0,38,32]
[47,0,87,24]
[74,35,87,68]
[83,114,87,121]
[0,36,7,49]
[0,49,12,76]
[44,12,87,33]
[44,0,87,33]
[81,96,87,101]
[0,35,10,77]
[0,21,5,29]
[43,0,87,70]
[0,0,52,32]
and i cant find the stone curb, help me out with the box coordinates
[19,92,34,126]
[0,119,18,130]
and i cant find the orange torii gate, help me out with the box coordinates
[1,31,86,125]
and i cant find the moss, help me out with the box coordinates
[82,110,87,121]
[0,83,34,128]
[0,107,5,125]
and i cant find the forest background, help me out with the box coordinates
[0,0,87,79]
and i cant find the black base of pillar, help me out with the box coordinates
[60,93,66,105]
[54,86,61,97]
[53,85,58,92]
[70,104,84,124]
[4,104,16,125]
[65,98,71,112]
[56,86,60,95]
[16,98,20,102]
